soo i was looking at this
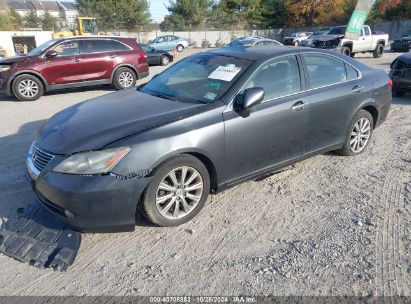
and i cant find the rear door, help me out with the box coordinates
[41,40,83,85]
[78,39,119,81]
[301,53,364,152]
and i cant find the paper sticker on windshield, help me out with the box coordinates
[204,92,217,101]
[208,65,241,82]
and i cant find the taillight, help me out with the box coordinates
[388,78,393,90]
[139,50,147,58]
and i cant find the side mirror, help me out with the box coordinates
[236,87,265,113]
[45,50,58,58]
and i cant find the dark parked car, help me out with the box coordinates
[389,53,411,96]
[141,44,173,66]
[27,47,392,232]
[391,30,411,52]
[0,36,149,101]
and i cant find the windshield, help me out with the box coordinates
[141,54,252,104]
[326,27,347,35]
[28,39,60,56]
[141,44,152,52]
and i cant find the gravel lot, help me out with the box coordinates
[0,48,410,297]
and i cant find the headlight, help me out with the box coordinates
[0,65,11,72]
[53,147,131,175]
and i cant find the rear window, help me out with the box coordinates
[345,63,359,80]
[80,39,131,53]
[81,39,112,53]
[303,54,352,88]
[111,40,130,51]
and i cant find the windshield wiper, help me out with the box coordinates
[150,93,179,102]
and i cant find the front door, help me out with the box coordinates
[41,40,83,85]
[223,55,308,183]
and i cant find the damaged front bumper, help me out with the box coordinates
[27,158,152,233]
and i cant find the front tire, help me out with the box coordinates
[141,155,210,227]
[293,41,299,47]
[336,110,374,156]
[341,46,351,57]
[113,67,137,90]
[12,74,44,101]
[373,43,384,58]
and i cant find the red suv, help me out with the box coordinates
[0,36,149,101]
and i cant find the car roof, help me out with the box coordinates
[61,36,132,40]
[397,53,411,64]
[207,46,339,61]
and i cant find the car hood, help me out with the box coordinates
[35,89,208,155]
[395,37,411,42]
[314,34,343,42]
[0,55,29,65]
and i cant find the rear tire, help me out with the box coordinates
[373,43,384,58]
[336,110,374,156]
[161,55,170,66]
[113,67,137,90]
[12,74,44,101]
[176,44,184,52]
[141,154,210,227]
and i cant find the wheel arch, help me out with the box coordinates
[8,70,48,93]
[111,64,139,81]
[376,40,386,47]
[342,42,353,51]
[362,104,379,128]
[150,149,219,193]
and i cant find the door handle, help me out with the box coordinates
[73,58,82,62]
[109,55,118,59]
[352,85,363,94]
[291,101,304,111]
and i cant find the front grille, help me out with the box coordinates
[313,40,335,48]
[32,146,55,172]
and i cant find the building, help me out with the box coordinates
[0,0,79,28]
[58,1,78,29]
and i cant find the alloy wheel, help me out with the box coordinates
[18,79,39,98]
[118,71,134,88]
[161,56,170,65]
[156,166,204,220]
[350,118,371,153]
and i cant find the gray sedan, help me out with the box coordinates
[27,47,392,232]
[227,37,283,48]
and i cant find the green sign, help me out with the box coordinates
[347,10,368,35]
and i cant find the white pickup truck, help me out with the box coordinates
[312,25,389,58]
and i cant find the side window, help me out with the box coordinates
[303,54,347,89]
[244,56,301,101]
[171,36,179,41]
[364,27,371,36]
[51,41,79,56]
[345,63,359,80]
[110,40,130,51]
[81,40,113,53]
